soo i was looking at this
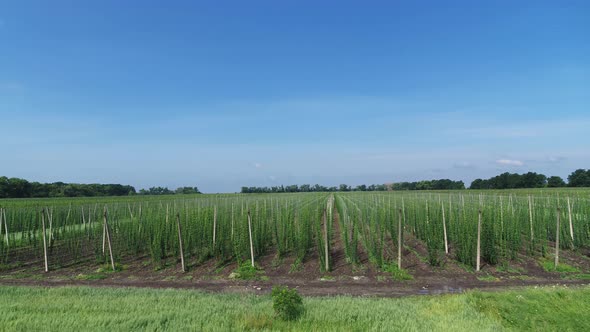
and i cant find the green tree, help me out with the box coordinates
[547,176,566,188]
[568,169,590,187]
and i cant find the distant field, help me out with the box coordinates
[1,285,589,331]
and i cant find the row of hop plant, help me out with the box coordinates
[0,194,333,271]
[336,191,590,270]
[2,190,588,272]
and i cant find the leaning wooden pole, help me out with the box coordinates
[441,201,448,254]
[2,208,7,245]
[102,217,107,254]
[555,208,561,269]
[0,208,3,241]
[41,209,49,272]
[165,204,169,224]
[528,195,534,245]
[46,208,53,248]
[476,209,482,272]
[398,208,403,269]
[176,213,186,273]
[213,205,217,246]
[323,208,329,272]
[567,197,574,246]
[231,203,235,240]
[103,206,116,271]
[248,210,255,268]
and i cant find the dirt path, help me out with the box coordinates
[1,273,588,297]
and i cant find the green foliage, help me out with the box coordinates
[1,285,590,330]
[470,172,547,189]
[382,264,413,281]
[271,286,304,321]
[75,273,108,280]
[229,262,264,280]
[538,258,579,273]
[567,273,590,280]
[547,176,566,188]
[568,169,590,187]
[469,286,590,330]
[476,274,499,282]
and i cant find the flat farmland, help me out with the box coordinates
[1,189,589,296]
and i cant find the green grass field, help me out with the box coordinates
[1,285,588,331]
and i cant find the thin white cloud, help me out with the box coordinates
[496,159,524,166]
[461,118,590,139]
[254,163,262,169]
[453,162,476,169]
[546,156,566,163]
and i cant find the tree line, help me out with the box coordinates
[137,186,201,195]
[2,169,588,198]
[242,169,590,194]
[0,176,201,198]
[0,176,136,198]
[240,179,465,193]
[469,169,590,189]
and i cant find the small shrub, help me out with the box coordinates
[230,263,261,280]
[427,246,443,267]
[76,273,108,280]
[382,264,413,281]
[271,286,304,321]
[96,263,124,273]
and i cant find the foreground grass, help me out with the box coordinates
[0,285,589,331]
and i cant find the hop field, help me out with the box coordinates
[0,189,589,275]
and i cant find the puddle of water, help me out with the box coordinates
[417,286,464,295]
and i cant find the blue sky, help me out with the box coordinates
[1,1,588,192]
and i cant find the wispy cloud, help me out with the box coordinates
[460,118,590,139]
[496,159,524,166]
[453,162,476,169]
[546,156,566,163]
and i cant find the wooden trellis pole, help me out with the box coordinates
[46,208,54,248]
[555,208,561,269]
[41,209,49,272]
[213,205,217,246]
[323,208,329,272]
[0,208,2,241]
[476,210,482,272]
[398,208,403,269]
[165,204,169,224]
[2,208,7,245]
[231,203,235,240]
[528,195,534,244]
[102,217,107,255]
[567,197,574,247]
[441,201,448,254]
[103,206,116,271]
[176,213,185,272]
[248,210,255,268]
